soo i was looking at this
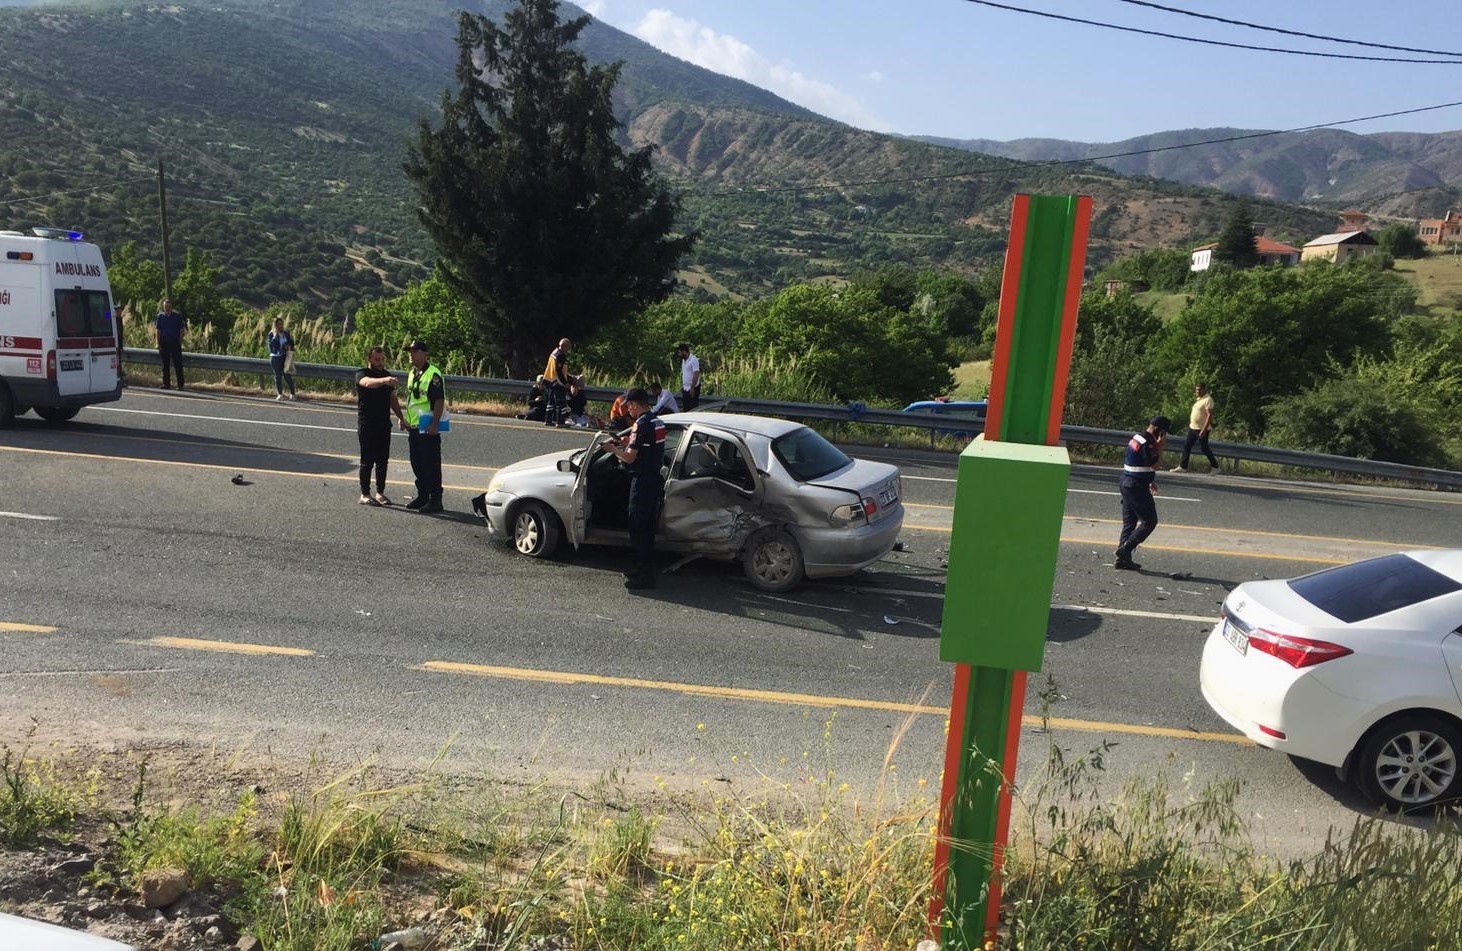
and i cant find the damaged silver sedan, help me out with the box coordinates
[474,412,904,592]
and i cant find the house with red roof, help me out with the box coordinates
[1190,235,1301,272]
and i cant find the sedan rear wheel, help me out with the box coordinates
[1355,714,1462,811]
[512,501,562,559]
[743,529,804,593]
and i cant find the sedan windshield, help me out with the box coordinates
[771,427,852,482]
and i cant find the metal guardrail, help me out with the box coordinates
[122,348,1462,489]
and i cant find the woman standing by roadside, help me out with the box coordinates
[267,316,298,401]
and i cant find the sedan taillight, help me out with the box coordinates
[829,497,878,528]
[1247,629,1353,669]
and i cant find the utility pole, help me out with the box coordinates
[157,158,173,301]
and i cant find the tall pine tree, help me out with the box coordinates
[404,0,696,375]
[1213,201,1260,269]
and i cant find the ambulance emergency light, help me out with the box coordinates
[30,227,85,240]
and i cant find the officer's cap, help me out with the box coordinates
[1150,415,1171,434]
[409,339,429,353]
[623,387,651,405]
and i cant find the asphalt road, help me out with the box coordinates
[3,386,1460,855]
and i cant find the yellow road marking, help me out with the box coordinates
[0,622,57,634]
[1063,515,1441,550]
[128,636,315,657]
[898,522,1346,564]
[0,444,488,494]
[901,503,1439,552]
[419,660,1249,746]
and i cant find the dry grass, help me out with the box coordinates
[1393,248,1462,313]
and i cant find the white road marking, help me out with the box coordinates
[1068,488,1202,503]
[1053,604,1216,624]
[832,586,1215,625]
[0,511,60,521]
[90,405,399,437]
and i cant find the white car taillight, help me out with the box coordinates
[1247,628,1353,669]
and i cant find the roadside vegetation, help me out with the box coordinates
[5,716,1462,950]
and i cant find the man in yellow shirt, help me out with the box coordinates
[1172,383,1219,473]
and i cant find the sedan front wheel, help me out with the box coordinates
[512,501,562,559]
[1355,714,1462,811]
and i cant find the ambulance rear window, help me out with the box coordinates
[55,290,114,338]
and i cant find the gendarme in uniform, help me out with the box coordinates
[1115,415,1169,570]
[604,388,665,589]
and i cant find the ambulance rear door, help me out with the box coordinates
[50,241,91,397]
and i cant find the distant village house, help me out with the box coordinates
[1300,230,1380,264]
[1418,211,1461,245]
[1189,236,1300,272]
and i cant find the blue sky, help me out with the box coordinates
[579,0,1462,142]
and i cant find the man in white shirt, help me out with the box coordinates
[676,342,701,410]
[650,381,678,415]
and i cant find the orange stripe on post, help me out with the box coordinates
[982,195,1031,440]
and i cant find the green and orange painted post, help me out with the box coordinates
[929,193,1092,948]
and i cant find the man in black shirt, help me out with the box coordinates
[355,347,406,506]
[602,388,665,590]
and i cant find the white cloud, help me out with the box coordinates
[632,9,888,131]
[863,70,884,83]
[580,0,605,17]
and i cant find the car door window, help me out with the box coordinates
[677,432,754,491]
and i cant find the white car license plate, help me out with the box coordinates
[878,483,898,506]
[1222,619,1248,655]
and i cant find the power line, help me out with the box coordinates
[0,175,156,207]
[702,100,1462,196]
[960,0,1462,64]
[1115,0,1462,58]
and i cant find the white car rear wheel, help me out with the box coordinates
[512,502,561,559]
[1355,714,1462,811]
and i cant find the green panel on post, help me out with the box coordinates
[939,436,1070,671]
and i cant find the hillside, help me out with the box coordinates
[0,0,1335,315]
[918,127,1462,217]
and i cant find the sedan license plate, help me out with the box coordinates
[1222,619,1248,655]
[878,483,898,506]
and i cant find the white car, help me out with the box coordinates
[0,912,137,950]
[1200,550,1462,811]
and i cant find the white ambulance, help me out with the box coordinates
[0,227,122,426]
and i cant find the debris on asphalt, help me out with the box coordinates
[1170,571,1193,580]
[229,474,253,486]
[891,540,909,552]
[355,610,372,617]
[883,616,900,625]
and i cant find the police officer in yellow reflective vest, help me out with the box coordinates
[404,340,446,514]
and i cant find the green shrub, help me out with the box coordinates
[1265,375,1449,467]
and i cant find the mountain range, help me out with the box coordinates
[0,0,1347,312]
[915,127,1462,217]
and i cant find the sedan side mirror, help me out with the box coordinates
[557,459,572,473]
